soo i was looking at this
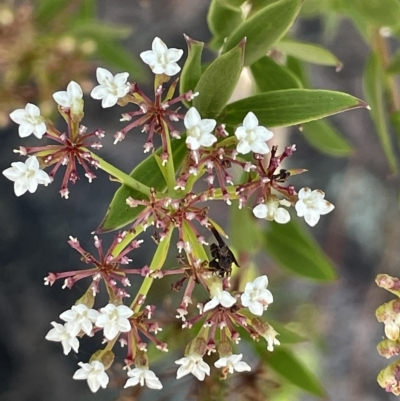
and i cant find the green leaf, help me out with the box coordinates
[363,53,398,173]
[221,89,368,128]
[35,0,69,24]
[264,218,337,281]
[250,56,302,92]
[301,120,353,157]
[75,0,95,21]
[94,37,145,80]
[262,346,326,398]
[179,36,204,108]
[350,0,400,27]
[207,0,243,49]
[266,319,306,344]
[98,140,187,232]
[222,0,302,66]
[193,40,245,118]
[230,202,263,254]
[275,40,342,71]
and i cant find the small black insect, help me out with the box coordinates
[208,227,239,277]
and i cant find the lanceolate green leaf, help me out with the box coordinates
[222,0,302,66]
[264,219,337,281]
[386,49,400,74]
[221,89,368,128]
[301,120,353,157]
[98,140,187,232]
[193,40,245,119]
[207,0,243,49]
[250,56,302,92]
[258,346,326,398]
[275,40,342,70]
[363,54,398,173]
[179,36,204,108]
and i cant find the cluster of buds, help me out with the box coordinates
[376,274,400,395]
[2,36,336,393]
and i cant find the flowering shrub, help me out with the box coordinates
[2,0,370,398]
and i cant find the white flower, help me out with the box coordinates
[9,103,46,139]
[203,281,236,313]
[45,322,79,355]
[176,355,210,381]
[295,187,334,227]
[73,360,109,393]
[184,107,217,150]
[253,196,290,224]
[90,67,130,108]
[53,81,84,116]
[60,304,100,336]
[241,275,273,316]
[2,156,51,196]
[214,354,251,374]
[234,112,273,154]
[140,37,183,76]
[95,303,133,340]
[124,368,163,390]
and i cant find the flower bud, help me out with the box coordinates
[377,360,400,396]
[90,350,115,370]
[377,339,400,359]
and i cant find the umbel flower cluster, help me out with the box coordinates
[376,274,400,395]
[3,37,334,393]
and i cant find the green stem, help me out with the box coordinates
[130,228,173,313]
[89,151,151,197]
[162,122,177,194]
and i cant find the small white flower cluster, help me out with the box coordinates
[184,108,274,156]
[45,303,133,355]
[253,188,334,227]
[176,353,251,381]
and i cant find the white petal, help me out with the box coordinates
[253,275,268,289]
[165,48,184,63]
[164,63,181,76]
[304,211,320,227]
[9,109,26,124]
[67,81,83,99]
[243,112,258,130]
[274,207,290,224]
[248,302,264,316]
[140,50,158,65]
[198,133,217,147]
[152,37,168,55]
[184,107,201,129]
[53,91,70,107]
[186,136,200,150]
[251,141,270,155]
[253,204,268,219]
[101,94,118,108]
[203,296,220,313]
[96,67,113,85]
[236,141,251,154]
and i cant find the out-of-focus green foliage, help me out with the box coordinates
[0,0,143,125]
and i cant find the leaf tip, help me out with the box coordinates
[335,61,343,72]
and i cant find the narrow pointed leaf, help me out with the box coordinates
[222,0,302,66]
[264,218,337,281]
[207,0,243,49]
[266,319,306,344]
[221,89,368,128]
[193,39,245,118]
[179,36,204,108]
[275,40,342,70]
[250,56,302,92]
[98,140,187,232]
[363,54,397,173]
[301,120,353,157]
[257,346,326,398]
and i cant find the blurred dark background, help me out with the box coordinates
[1,1,399,400]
